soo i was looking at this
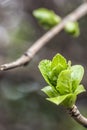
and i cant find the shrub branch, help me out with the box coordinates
[67,105,87,128]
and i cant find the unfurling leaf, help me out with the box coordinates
[61,94,77,107]
[71,65,84,92]
[47,94,70,105]
[47,93,77,107]
[38,60,52,86]
[41,86,59,97]
[74,85,86,95]
[51,53,67,71]
[56,70,72,95]
[50,54,68,86]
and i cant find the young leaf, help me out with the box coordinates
[50,64,65,86]
[46,94,71,105]
[56,70,72,95]
[33,8,61,29]
[71,65,84,83]
[71,65,84,92]
[74,85,86,95]
[50,54,68,86]
[41,86,59,97]
[51,54,68,86]
[51,53,67,69]
[38,60,52,86]
[61,94,77,107]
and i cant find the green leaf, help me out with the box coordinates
[50,54,68,86]
[64,21,80,37]
[61,94,77,107]
[47,94,69,105]
[46,94,71,105]
[74,85,86,95]
[38,60,52,86]
[33,8,61,29]
[56,70,72,95]
[51,53,67,70]
[47,94,77,107]
[71,65,84,92]
[41,86,59,97]
[50,64,64,87]
[71,65,84,83]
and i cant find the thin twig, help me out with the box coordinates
[0,2,87,71]
[67,105,87,128]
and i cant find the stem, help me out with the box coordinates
[0,2,87,71]
[67,105,87,128]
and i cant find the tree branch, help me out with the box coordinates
[0,2,87,71]
[67,105,87,128]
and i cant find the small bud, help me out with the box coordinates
[64,21,80,37]
[33,8,61,29]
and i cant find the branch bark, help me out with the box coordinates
[0,2,87,71]
[67,105,87,128]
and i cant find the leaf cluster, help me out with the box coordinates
[39,54,85,108]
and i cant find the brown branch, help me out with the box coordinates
[67,105,87,128]
[0,2,87,71]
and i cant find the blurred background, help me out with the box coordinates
[0,0,87,130]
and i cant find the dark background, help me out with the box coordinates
[0,0,87,130]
